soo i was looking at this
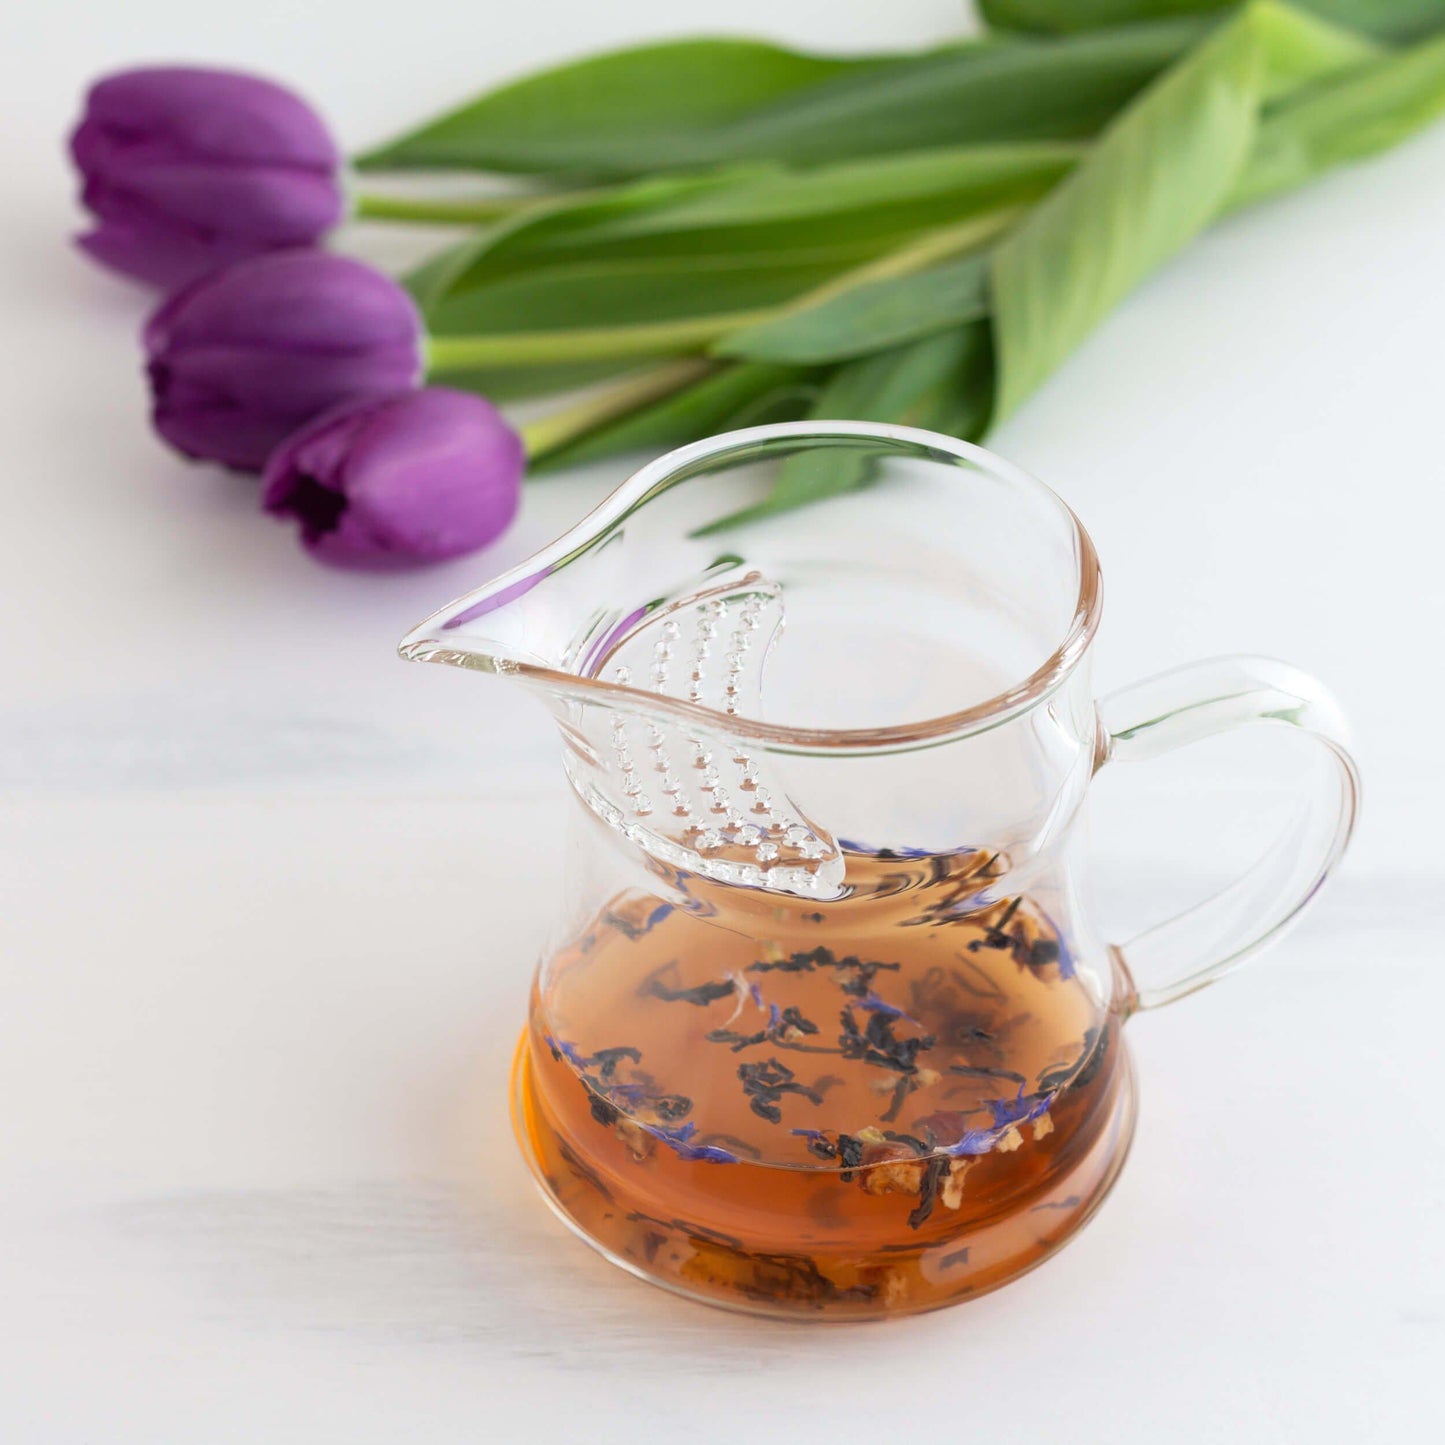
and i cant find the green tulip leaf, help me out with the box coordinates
[980,0,1445,43]
[990,0,1375,419]
[359,23,1207,177]
[559,142,1080,239]
[717,251,992,363]
[424,251,881,337]
[416,150,1056,369]
[407,0,1445,538]
[980,1,1232,34]
[403,171,758,299]
[808,322,996,438]
[412,142,1078,314]
[1233,24,1445,206]
[355,39,901,175]
[697,325,995,533]
[527,362,813,472]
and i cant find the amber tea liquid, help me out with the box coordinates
[515,853,1135,1319]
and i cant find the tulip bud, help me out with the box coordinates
[69,66,345,290]
[262,388,524,568]
[144,249,423,470]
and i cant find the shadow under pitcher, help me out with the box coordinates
[400,423,1359,1320]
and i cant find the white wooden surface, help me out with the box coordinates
[3,2,1443,1439]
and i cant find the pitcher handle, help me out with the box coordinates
[1096,655,1360,1011]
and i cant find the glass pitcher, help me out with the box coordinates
[400,423,1359,1320]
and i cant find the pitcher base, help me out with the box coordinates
[510,1033,1137,1321]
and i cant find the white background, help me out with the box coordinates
[3,2,1443,1440]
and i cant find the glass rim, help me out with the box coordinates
[403,421,1103,753]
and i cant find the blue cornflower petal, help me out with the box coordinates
[858,991,908,1020]
[1035,908,1077,979]
[944,1127,1001,1157]
[645,1119,738,1164]
[986,1089,1050,1129]
[545,1036,588,1070]
[678,1143,742,1163]
[1055,939,1077,981]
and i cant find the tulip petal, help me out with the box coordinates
[86,158,344,242]
[68,66,341,287]
[263,389,525,568]
[75,220,214,292]
[145,251,423,355]
[143,251,425,470]
[76,67,338,169]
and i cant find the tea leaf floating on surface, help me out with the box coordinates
[737,1058,824,1124]
[638,963,739,1007]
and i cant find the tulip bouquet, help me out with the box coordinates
[69,0,1445,568]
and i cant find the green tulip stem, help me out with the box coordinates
[351,190,585,224]
[766,205,1024,320]
[517,358,718,461]
[425,310,775,372]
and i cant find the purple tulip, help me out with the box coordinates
[262,388,524,569]
[69,66,344,290]
[144,249,423,470]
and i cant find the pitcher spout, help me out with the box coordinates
[398,559,562,676]
[397,504,857,898]
[397,440,767,684]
